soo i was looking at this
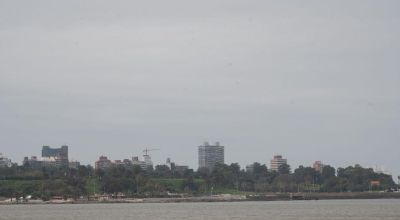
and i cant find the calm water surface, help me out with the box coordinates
[1,199,400,220]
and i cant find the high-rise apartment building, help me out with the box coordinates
[42,145,69,167]
[198,141,224,170]
[270,155,287,172]
[143,155,153,169]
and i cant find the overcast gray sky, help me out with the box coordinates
[1,1,399,177]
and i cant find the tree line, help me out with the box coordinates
[0,162,397,200]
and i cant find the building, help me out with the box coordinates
[123,159,133,168]
[174,165,189,174]
[22,155,74,169]
[313,161,324,173]
[132,156,148,170]
[42,145,69,167]
[198,141,224,170]
[166,158,172,169]
[165,157,189,174]
[398,176,400,185]
[23,156,43,169]
[42,145,68,159]
[0,153,12,168]
[246,164,254,173]
[22,145,70,169]
[114,160,124,167]
[95,154,153,171]
[69,160,81,169]
[372,165,391,175]
[95,156,112,170]
[42,156,58,168]
[270,155,287,172]
[143,155,153,170]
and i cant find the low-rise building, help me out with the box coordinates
[95,155,153,171]
[23,156,43,169]
[42,156,58,168]
[246,164,254,173]
[132,156,147,170]
[0,153,12,168]
[95,156,112,170]
[69,160,81,169]
[123,159,132,165]
[165,157,189,174]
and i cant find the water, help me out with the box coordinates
[1,199,400,220]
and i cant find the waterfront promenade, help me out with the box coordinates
[1,192,400,205]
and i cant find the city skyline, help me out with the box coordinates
[0,143,396,177]
[1,1,399,178]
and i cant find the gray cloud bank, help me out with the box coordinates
[0,1,399,177]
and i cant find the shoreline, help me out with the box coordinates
[1,192,400,205]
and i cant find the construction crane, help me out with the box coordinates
[142,148,159,156]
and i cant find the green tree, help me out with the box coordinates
[278,164,291,175]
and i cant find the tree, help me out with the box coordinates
[181,176,197,193]
[272,174,294,192]
[153,165,172,178]
[278,164,291,175]
[321,165,335,181]
[251,162,269,180]
[293,166,319,191]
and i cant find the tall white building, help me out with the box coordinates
[270,155,287,172]
[143,155,153,169]
[198,141,224,170]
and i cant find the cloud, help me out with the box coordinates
[0,0,399,176]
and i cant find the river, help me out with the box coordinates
[1,199,399,220]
